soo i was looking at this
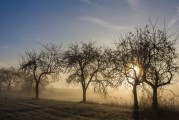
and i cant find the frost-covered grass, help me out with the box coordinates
[0,96,179,120]
[0,97,133,120]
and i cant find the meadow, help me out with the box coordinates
[0,88,179,120]
[0,96,133,120]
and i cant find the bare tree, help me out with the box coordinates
[92,48,117,96]
[113,22,178,113]
[20,43,63,99]
[141,23,179,111]
[112,24,159,114]
[0,67,20,91]
[63,42,113,102]
[113,36,144,115]
[0,68,5,94]
[20,71,34,95]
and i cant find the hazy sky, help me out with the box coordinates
[0,0,179,67]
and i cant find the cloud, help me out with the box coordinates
[79,16,132,32]
[81,0,91,4]
[126,0,140,6]
[126,0,140,9]
[79,0,106,12]
[168,6,179,29]
[125,0,144,18]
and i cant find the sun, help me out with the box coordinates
[133,66,140,76]
[127,64,142,78]
[133,65,143,79]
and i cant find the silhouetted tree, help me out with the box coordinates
[0,68,5,94]
[92,48,117,95]
[113,21,178,113]
[21,69,57,96]
[0,67,20,91]
[113,36,144,115]
[20,43,63,99]
[63,42,113,102]
[20,71,34,95]
[140,22,179,111]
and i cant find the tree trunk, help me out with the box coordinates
[133,83,139,118]
[152,87,158,111]
[82,87,86,102]
[35,82,39,99]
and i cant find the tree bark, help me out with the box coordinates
[152,87,158,111]
[35,81,39,99]
[133,83,139,119]
[82,87,86,102]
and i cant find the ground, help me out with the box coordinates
[0,97,179,120]
[0,97,133,120]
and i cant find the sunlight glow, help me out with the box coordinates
[133,66,140,77]
[127,64,142,79]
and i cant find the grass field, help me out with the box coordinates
[0,96,179,120]
[0,97,133,120]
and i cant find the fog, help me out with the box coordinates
[1,82,178,108]
[40,87,133,105]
